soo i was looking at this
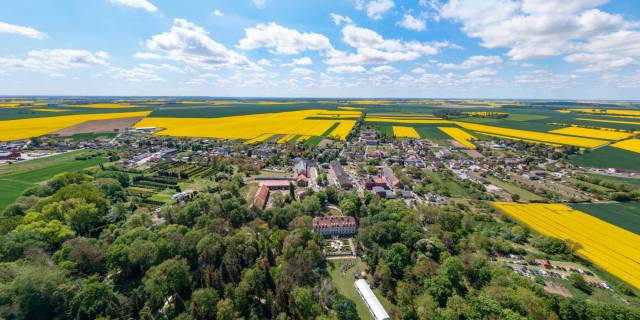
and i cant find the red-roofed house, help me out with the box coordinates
[313,216,357,237]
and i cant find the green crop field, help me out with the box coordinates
[586,174,640,188]
[0,150,108,211]
[569,147,640,170]
[150,102,338,118]
[571,202,640,235]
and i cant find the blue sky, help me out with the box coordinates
[1,0,639,99]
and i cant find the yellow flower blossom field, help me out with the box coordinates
[492,202,640,289]
[455,122,609,148]
[135,109,360,142]
[0,111,151,141]
[611,139,640,154]
[392,126,420,138]
[439,127,477,149]
[549,126,635,140]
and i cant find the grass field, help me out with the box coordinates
[569,147,640,170]
[327,259,397,319]
[493,202,640,289]
[0,150,108,211]
[485,176,544,201]
[570,202,640,235]
[586,174,640,188]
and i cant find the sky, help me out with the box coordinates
[1,0,640,99]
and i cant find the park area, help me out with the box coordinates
[0,150,107,211]
[327,259,398,319]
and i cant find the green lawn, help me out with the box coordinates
[571,202,640,235]
[586,174,640,188]
[67,132,118,141]
[327,259,397,320]
[0,151,107,211]
[485,175,544,201]
[569,147,640,170]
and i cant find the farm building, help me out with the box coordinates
[330,160,352,189]
[382,166,402,189]
[354,279,390,320]
[258,180,291,190]
[313,216,356,237]
[253,185,269,210]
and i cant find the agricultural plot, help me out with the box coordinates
[575,118,640,127]
[439,127,476,149]
[611,139,640,154]
[563,109,640,117]
[492,202,640,289]
[0,111,151,141]
[0,151,107,211]
[571,202,640,235]
[364,116,453,124]
[550,127,635,140]
[63,103,143,109]
[569,147,640,170]
[392,126,420,138]
[135,109,359,142]
[456,122,609,148]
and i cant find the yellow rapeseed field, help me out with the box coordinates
[550,126,634,140]
[329,120,357,140]
[492,202,640,289]
[439,127,476,149]
[480,133,561,147]
[611,139,640,154]
[564,108,640,117]
[455,122,608,148]
[0,103,20,108]
[135,109,360,142]
[365,117,454,124]
[64,103,141,109]
[0,111,151,141]
[338,106,365,110]
[463,111,507,116]
[277,134,296,143]
[392,126,420,138]
[32,109,70,113]
[244,133,274,145]
[576,118,640,126]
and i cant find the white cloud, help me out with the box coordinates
[133,52,162,60]
[253,0,267,9]
[0,21,48,39]
[362,0,395,20]
[257,59,272,67]
[108,0,158,12]
[325,25,451,65]
[439,0,634,61]
[513,69,578,88]
[440,55,503,69]
[0,49,109,76]
[330,13,353,26]
[141,18,252,69]
[467,67,497,78]
[104,66,165,82]
[370,65,398,74]
[398,14,426,31]
[291,67,314,76]
[238,22,333,54]
[412,67,427,74]
[328,65,367,74]
[564,53,635,72]
[213,9,223,17]
[280,57,313,67]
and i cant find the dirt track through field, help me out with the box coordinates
[54,117,144,136]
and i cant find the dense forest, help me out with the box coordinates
[0,161,639,319]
